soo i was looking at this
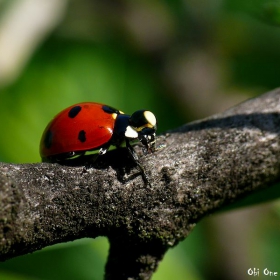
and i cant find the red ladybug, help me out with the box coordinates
[40,102,157,184]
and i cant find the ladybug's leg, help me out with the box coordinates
[82,144,111,173]
[99,146,109,155]
[89,144,111,163]
[125,139,151,186]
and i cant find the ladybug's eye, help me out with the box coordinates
[138,127,155,136]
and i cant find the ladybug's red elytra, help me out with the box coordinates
[40,102,157,184]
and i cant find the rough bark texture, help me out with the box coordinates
[1,88,280,279]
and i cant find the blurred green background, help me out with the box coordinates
[1,0,280,279]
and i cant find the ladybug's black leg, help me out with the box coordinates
[99,146,109,155]
[89,145,110,164]
[82,144,111,173]
[125,139,151,186]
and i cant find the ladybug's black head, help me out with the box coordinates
[127,110,157,153]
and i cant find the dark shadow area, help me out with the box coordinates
[50,147,144,184]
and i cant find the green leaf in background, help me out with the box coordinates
[0,238,108,280]
[261,2,280,25]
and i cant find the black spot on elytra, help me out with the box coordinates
[102,105,119,114]
[44,130,53,149]
[68,106,82,118]
[78,130,86,143]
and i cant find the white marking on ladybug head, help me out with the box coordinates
[144,111,156,127]
[125,126,138,138]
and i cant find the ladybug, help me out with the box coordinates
[40,102,157,184]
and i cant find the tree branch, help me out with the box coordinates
[1,88,280,279]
